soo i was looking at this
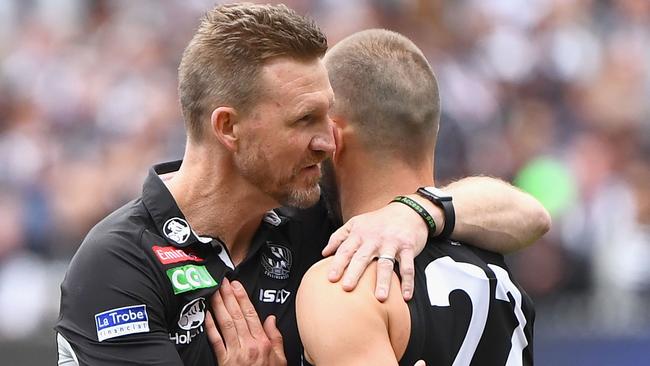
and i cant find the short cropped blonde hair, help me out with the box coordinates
[178,3,328,141]
[325,29,440,165]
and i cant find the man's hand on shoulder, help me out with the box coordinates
[319,176,551,305]
[321,203,430,302]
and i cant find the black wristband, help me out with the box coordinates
[416,187,455,239]
[391,196,437,237]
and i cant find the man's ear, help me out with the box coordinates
[331,118,345,164]
[211,107,239,151]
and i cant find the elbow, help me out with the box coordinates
[510,200,551,252]
[541,208,552,235]
[531,203,552,239]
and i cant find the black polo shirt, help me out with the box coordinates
[56,161,333,365]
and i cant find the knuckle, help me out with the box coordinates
[208,338,220,348]
[396,236,412,248]
[366,234,384,247]
[345,233,361,243]
[337,245,354,256]
[274,332,283,342]
[236,354,248,363]
[355,251,372,261]
[260,339,271,353]
[230,311,244,321]
[246,344,260,360]
[398,240,415,252]
[243,307,258,318]
[221,319,235,330]
[329,231,343,241]
[401,266,415,277]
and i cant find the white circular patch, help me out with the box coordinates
[163,217,191,244]
[178,297,206,330]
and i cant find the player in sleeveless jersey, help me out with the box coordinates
[296,29,539,365]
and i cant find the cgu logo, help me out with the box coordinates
[259,289,291,304]
[166,265,218,294]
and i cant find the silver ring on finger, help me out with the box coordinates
[377,255,396,265]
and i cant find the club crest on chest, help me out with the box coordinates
[261,242,292,280]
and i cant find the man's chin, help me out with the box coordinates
[281,185,321,209]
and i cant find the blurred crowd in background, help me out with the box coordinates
[0,0,648,363]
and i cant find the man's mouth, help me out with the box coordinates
[302,164,320,173]
[300,163,322,179]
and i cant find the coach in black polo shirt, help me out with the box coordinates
[56,4,550,366]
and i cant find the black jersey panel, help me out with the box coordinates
[399,240,535,366]
[230,198,333,366]
[56,161,337,366]
[56,162,232,366]
[56,204,185,365]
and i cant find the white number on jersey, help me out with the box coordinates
[424,257,528,366]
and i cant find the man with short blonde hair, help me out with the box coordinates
[178,3,328,141]
[297,29,537,365]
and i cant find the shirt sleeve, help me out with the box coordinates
[55,230,183,366]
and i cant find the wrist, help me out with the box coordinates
[404,194,444,237]
[415,187,455,239]
[390,196,439,238]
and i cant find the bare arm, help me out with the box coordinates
[386,176,551,254]
[324,175,551,302]
[443,176,551,253]
[296,257,409,366]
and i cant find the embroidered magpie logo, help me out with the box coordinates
[261,243,292,280]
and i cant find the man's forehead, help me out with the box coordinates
[259,57,334,110]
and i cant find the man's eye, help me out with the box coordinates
[298,114,313,123]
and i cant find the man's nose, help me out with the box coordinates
[309,127,336,155]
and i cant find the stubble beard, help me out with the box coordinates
[283,182,321,209]
[235,145,322,209]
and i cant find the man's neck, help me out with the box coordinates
[165,145,277,265]
[338,154,434,222]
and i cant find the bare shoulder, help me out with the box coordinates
[296,256,381,328]
[301,256,337,281]
[297,257,411,364]
[299,256,378,295]
[296,258,397,365]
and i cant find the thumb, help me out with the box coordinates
[414,361,426,366]
[263,315,284,350]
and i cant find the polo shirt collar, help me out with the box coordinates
[142,160,207,248]
[141,160,289,249]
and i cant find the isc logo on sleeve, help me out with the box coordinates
[95,305,149,342]
[166,265,218,294]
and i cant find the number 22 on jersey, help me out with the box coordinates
[425,256,528,366]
